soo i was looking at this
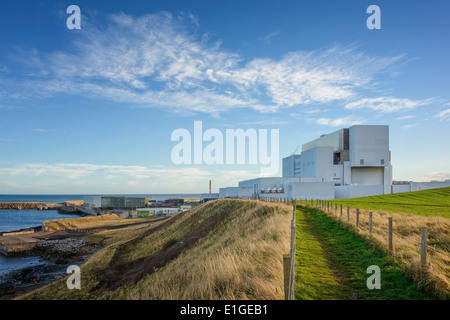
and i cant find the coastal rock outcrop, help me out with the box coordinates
[0,202,62,210]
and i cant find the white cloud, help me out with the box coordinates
[396,115,414,120]
[436,108,450,121]
[419,171,450,182]
[314,116,363,127]
[263,30,280,44]
[0,162,259,193]
[401,123,418,130]
[345,97,433,113]
[4,12,405,114]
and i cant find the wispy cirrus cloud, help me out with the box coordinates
[313,115,363,127]
[436,108,450,121]
[345,97,433,113]
[2,11,407,114]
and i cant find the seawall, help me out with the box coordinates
[0,202,62,210]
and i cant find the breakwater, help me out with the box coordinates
[0,202,62,211]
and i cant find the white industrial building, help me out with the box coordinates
[219,125,450,200]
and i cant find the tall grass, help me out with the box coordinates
[21,199,292,300]
[319,204,450,299]
[295,207,436,300]
[42,213,157,231]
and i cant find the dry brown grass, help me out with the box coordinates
[112,199,292,300]
[21,199,292,300]
[42,213,158,231]
[321,205,450,299]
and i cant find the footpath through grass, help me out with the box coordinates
[294,206,437,300]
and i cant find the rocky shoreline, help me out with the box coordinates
[0,237,99,300]
[0,202,62,211]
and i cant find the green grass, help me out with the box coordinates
[294,207,347,300]
[294,207,438,300]
[331,187,450,218]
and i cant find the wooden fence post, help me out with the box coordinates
[283,254,291,300]
[388,217,393,254]
[420,227,428,280]
[356,208,360,228]
[346,206,350,223]
[369,212,373,236]
[340,204,343,219]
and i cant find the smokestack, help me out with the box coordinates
[209,180,211,193]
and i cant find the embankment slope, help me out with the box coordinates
[21,199,292,300]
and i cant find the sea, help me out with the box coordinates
[0,194,205,277]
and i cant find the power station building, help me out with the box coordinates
[219,125,394,200]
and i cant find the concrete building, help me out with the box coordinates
[279,125,392,199]
[220,125,397,200]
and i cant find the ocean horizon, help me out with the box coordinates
[0,193,210,203]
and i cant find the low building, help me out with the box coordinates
[84,196,145,209]
[136,205,192,217]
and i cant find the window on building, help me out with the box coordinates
[381,159,385,165]
[360,159,364,165]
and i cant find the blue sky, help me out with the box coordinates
[0,0,449,194]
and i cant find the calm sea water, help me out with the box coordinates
[0,194,91,203]
[0,195,88,278]
[0,209,83,233]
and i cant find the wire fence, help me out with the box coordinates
[281,200,296,300]
[261,196,449,300]
[306,199,450,298]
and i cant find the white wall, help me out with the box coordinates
[411,181,450,191]
[238,177,300,189]
[239,187,255,199]
[291,182,335,200]
[335,186,350,199]
[300,146,333,181]
[392,184,411,193]
[219,187,240,198]
[282,155,300,177]
[333,164,343,185]
[343,161,351,185]
[383,165,392,194]
[351,167,384,185]
[349,185,383,198]
[349,125,389,167]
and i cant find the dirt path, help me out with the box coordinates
[93,209,231,292]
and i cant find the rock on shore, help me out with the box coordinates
[30,237,97,264]
[0,237,98,299]
[0,202,62,210]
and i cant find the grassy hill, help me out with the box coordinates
[20,199,292,300]
[331,187,450,218]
